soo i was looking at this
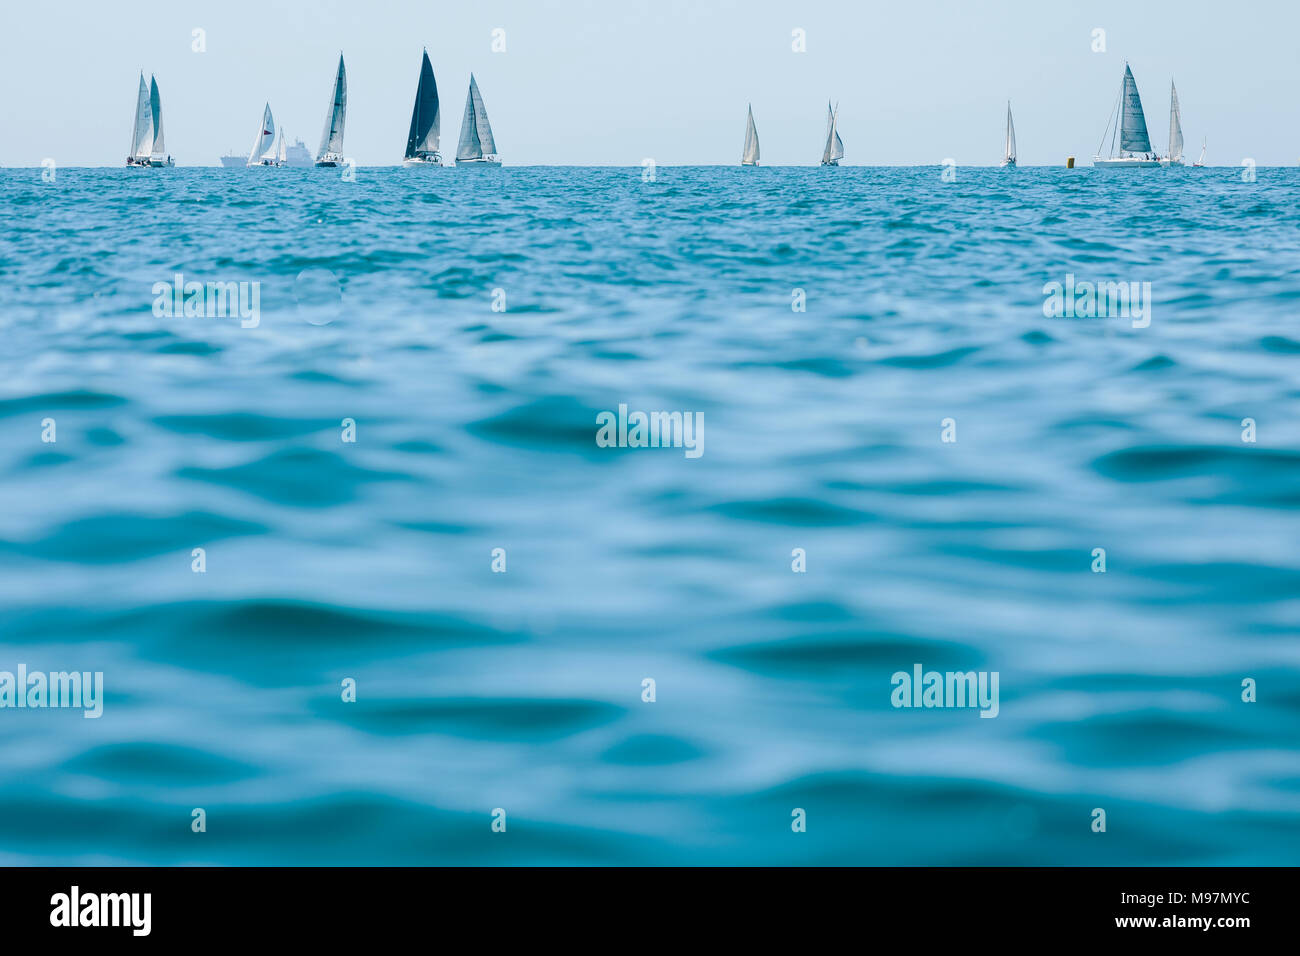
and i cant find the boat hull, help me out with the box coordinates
[247,160,283,168]
[820,160,840,167]
[741,161,759,167]
[1001,159,1016,168]
[456,159,502,168]
[126,157,174,168]
[402,156,446,168]
[1093,157,1161,168]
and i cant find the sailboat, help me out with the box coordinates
[1193,138,1207,167]
[126,72,174,167]
[315,53,347,167]
[277,129,287,165]
[1001,101,1016,167]
[1161,80,1184,166]
[741,105,760,166]
[247,103,282,167]
[1094,63,1160,168]
[455,74,501,167]
[820,101,844,166]
[403,49,445,167]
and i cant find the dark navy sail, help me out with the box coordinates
[404,50,441,160]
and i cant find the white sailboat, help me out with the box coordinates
[820,101,844,166]
[455,74,501,167]
[741,105,760,166]
[126,72,174,167]
[1161,80,1184,166]
[1094,63,1160,168]
[403,49,445,167]
[315,53,347,167]
[1001,101,1016,167]
[247,103,282,167]
[277,129,287,165]
[1193,138,1207,167]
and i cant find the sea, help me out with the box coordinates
[1,165,1298,865]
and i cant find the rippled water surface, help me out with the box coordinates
[1,166,1298,865]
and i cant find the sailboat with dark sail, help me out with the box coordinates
[403,49,445,167]
[1094,64,1160,168]
[455,74,500,167]
[820,101,844,166]
[126,73,174,167]
[315,53,347,167]
[741,105,760,166]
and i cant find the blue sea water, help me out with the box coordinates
[1,165,1298,865]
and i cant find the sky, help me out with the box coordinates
[0,0,1293,167]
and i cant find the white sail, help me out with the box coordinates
[742,105,759,165]
[1004,101,1016,163]
[130,73,153,159]
[1196,138,1206,165]
[249,103,276,164]
[149,75,166,160]
[822,102,844,164]
[1168,80,1184,163]
[456,74,497,161]
[277,129,287,163]
[317,54,347,160]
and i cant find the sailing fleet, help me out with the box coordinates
[127,56,1201,170]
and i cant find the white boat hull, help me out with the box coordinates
[127,157,174,168]
[315,152,345,168]
[741,161,759,167]
[1001,159,1016,168]
[1093,156,1161,168]
[403,156,446,168]
[456,158,502,168]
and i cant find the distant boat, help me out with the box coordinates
[1001,101,1016,167]
[820,101,844,166]
[455,74,500,167]
[277,129,287,165]
[741,105,760,166]
[247,103,283,166]
[316,53,347,167]
[126,73,174,167]
[1094,63,1160,168]
[221,138,309,167]
[1193,138,1207,167]
[403,49,445,167]
[1161,80,1184,167]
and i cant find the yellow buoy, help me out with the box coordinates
[1066,156,1076,169]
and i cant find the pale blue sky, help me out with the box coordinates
[0,0,1292,166]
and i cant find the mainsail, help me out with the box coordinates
[249,103,276,163]
[149,75,166,160]
[1168,80,1184,163]
[1119,64,1152,155]
[742,105,759,165]
[455,74,497,161]
[277,129,287,164]
[822,102,844,164]
[405,50,441,159]
[1004,101,1016,163]
[130,73,153,160]
[317,54,348,161]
